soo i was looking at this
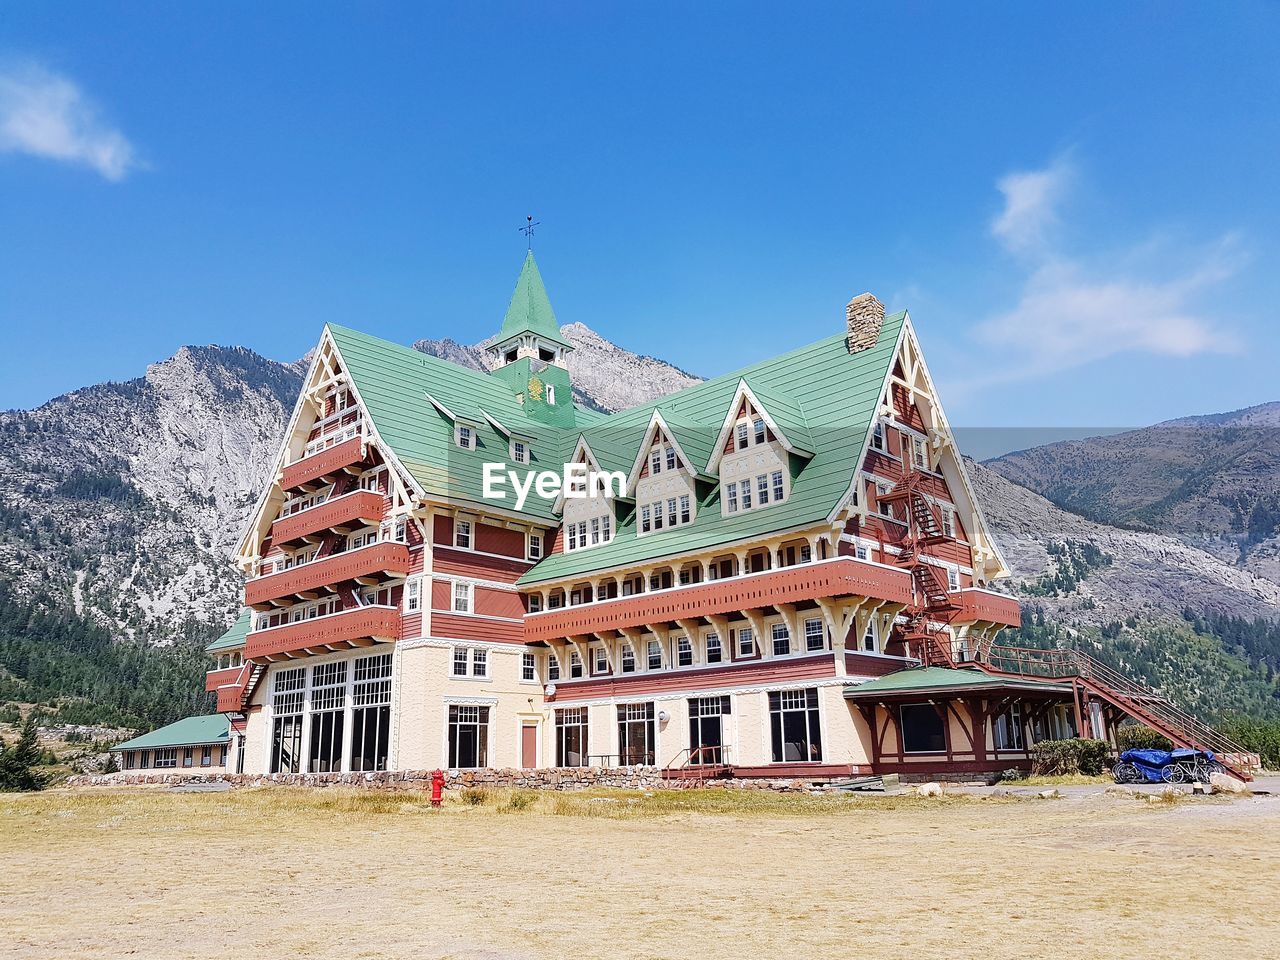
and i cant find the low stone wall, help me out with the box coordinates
[68,766,836,792]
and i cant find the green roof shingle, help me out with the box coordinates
[110,714,230,752]
[844,667,1072,698]
[206,610,250,653]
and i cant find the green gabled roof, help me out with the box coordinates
[741,377,815,456]
[518,311,907,585]
[659,412,718,480]
[328,323,584,522]
[843,667,1072,698]
[493,251,573,350]
[110,714,230,752]
[206,610,250,653]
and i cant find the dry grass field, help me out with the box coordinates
[2,786,1277,960]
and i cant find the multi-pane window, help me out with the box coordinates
[650,448,662,474]
[948,566,960,591]
[665,445,677,471]
[594,647,608,674]
[447,704,489,768]
[569,651,583,679]
[679,495,691,524]
[737,627,754,657]
[527,593,542,614]
[182,748,194,768]
[405,578,421,613]
[456,424,474,449]
[753,418,766,445]
[511,440,529,464]
[769,689,822,763]
[352,653,392,772]
[452,647,487,678]
[640,506,652,533]
[201,745,212,767]
[308,660,348,773]
[689,695,730,764]
[736,422,749,450]
[472,648,488,678]
[862,617,878,653]
[877,483,893,518]
[666,498,678,528]
[940,507,955,539]
[726,483,739,513]
[771,623,790,656]
[556,707,588,767]
[270,666,305,774]
[994,704,1025,751]
[617,702,656,765]
[154,748,177,769]
[912,436,928,470]
[871,421,885,451]
[621,644,636,673]
[758,474,770,505]
[647,640,662,670]
[804,618,825,652]
[547,653,561,681]
[741,481,753,510]
[772,471,784,503]
[706,633,723,663]
[454,520,472,549]
[124,750,136,770]
[676,635,693,667]
[452,581,472,613]
[452,647,469,677]
[521,652,537,682]
[528,533,543,560]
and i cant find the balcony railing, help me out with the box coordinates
[524,556,913,643]
[245,604,400,660]
[271,489,385,545]
[951,587,1022,628]
[281,432,366,490]
[205,665,243,693]
[246,541,410,607]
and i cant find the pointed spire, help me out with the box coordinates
[494,251,573,350]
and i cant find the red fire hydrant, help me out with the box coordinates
[430,768,445,808]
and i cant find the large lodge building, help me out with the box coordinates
[198,252,1252,784]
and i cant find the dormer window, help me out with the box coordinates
[511,439,529,464]
[456,424,474,449]
[724,470,787,516]
[736,422,749,450]
[650,448,662,474]
[665,445,677,471]
[753,418,766,445]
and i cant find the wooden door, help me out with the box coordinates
[521,723,538,769]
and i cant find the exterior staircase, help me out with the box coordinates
[662,747,732,788]
[883,461,1258,781]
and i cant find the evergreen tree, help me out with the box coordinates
[0,714,46,792]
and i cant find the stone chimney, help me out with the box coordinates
[846,292,885,354]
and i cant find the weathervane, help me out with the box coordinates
[520,215,540,250]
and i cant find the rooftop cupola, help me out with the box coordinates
[488,250,574,369]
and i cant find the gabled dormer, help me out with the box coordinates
[558,435,618,552]
[627,410,706,536]
[706,379,813,518]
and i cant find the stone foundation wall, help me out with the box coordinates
[68,766,844,792]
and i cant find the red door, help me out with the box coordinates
[521,723,538,769]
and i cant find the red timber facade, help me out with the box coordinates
[201,253,1255,783]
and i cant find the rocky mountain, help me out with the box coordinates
[0,324,698,649]
[986,402,1280,585]
[413,321,703,414]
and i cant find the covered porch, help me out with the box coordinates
[844,666,1079,779]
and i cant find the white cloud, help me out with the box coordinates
[976,157,1239,380]
[0,63,138,181]
[990,157,1071,254]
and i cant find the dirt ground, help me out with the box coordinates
[1,786,1276,960]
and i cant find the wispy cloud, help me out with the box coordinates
[0,63,139,181]
[990,156,1072,255]
[975,155,1240,380]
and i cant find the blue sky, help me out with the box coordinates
[1,3,1277,434]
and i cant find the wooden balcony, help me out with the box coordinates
[281,435,366,491]
[245,605,400,660]
[246,541,411,607]
[952,587,1022,628]
[205,666,243,693]
[524,557,913,643]
[271,490,385,545]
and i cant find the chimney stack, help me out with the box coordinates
[845,292,885,354]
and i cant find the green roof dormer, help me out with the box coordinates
[489,251,575,361]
